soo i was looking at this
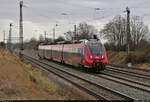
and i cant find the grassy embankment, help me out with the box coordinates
[107,50,150,69]
[0,48,61,100]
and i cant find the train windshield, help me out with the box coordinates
[87,42,104,55]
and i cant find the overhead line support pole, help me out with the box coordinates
[53,28,55,43]
[9,23,12,52]
[74,24,77,40]
[126,7,131,55]
[3,30,5,43]
[19,1,24,59]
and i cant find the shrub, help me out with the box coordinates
[126,51,149,64]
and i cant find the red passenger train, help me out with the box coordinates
[38,39,108,72]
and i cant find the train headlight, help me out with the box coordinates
[90,55,93,59]
[102,55,104,59]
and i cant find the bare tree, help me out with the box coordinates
[100,15,149,51]
[55,36,65,42]
[130,16,149,49]
[64,31,74,40]
[100,16,126,51]
[77,22,97,40]
[0,42,5,48]
[24,37,38,50]
[39,34,44,42]
[64,22,97,40]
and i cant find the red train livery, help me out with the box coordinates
[38,39,108,72]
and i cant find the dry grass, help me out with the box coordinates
[107,51,128,65]
[107,50,150,70]
[0,48,61,100]
[20,62,60,97]
[134,62,150,69]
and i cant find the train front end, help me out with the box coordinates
[84,40,108,72]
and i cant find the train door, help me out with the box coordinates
[72,46,84,67]
[62,45,71,65]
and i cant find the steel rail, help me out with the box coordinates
[108,64,150,72]
[94,73,150,93]
[106,67,150,79]
[101,72,150,88]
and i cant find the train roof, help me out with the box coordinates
[39,39,102,46]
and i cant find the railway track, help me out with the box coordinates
[102,69,150,86]
[106,66,150,78]
[23,55,133,100]
[103,67,150,86]
[95,73,150,93]
[108,63,150,72]
[88,66,150,99]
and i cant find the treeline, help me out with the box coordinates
[23,36,66,50]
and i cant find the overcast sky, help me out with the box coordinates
[0,0,150,43]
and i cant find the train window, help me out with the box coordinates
[81,48,84,57]
[87,43,104,55]
[70,48,78,53]
[77,48,84,57]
